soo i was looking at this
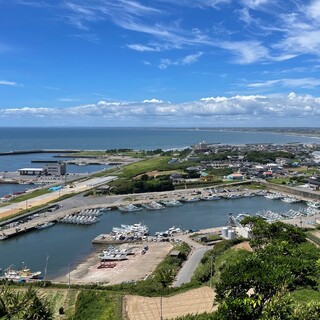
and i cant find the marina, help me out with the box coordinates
[0,195,315,280]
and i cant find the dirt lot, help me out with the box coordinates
[124,286,217,320]
[54,242,172,285]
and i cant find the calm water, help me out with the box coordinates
[0,127,319,152]
[0,197,307,279]
[0,152,109,173]
[0,184,39,198]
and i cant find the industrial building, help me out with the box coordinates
[18,162,66,176]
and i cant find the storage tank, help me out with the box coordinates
[228,229,235,240]
[221,227,229,239]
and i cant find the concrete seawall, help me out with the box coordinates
[260,181,320,201]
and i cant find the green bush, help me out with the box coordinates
[72,290,122,320]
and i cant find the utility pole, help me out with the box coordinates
[44,254,49,286]
[160,296,163,320]
[210,256,213,288]
[68,263,71,290]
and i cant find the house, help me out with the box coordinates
[309,176,320,190]
[225,173,244,180]
[263,171,273,178]
[169,173,184,183]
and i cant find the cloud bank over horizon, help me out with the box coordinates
[1,92,320,127]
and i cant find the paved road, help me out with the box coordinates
[173,246,208,287]
[0,176,117,215]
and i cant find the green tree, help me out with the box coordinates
[0,285,53,320]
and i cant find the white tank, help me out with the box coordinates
[228,229,235,240]
[221,227,229,239]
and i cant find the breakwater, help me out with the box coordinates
[0,149,81,156]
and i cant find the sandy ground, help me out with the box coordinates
[124,286,217,320]
[232,241,253,252]
[54,242,172,285]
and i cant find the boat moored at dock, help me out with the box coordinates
[3,265,41,282]
[118,204,142,212]
[35,221,55,230]
[142,201,165,210]
[306,201,320,209]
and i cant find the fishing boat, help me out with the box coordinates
[35,221,55,230]
[141,201,164,210]
[281,197,301,203]
[98,252,128,261]
[118,204,142,212]
[200,195,221,201]
[184,197,200,202]
[4,265,41,281]
[306,201,320,209]
[160,199,182,207]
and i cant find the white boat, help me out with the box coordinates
[185,197,200,202]
[4,266,41,281]
[35,221,55,230]
[98,253,127,261]
[102,246,134,256]
[201,195,221,201]
[161,200,182,207]
[224,193,242,199]
[306,201,320,209]
[118,204,142,212]
[281,197,301,204]
[142,201,165,210]
[264,192,284,200]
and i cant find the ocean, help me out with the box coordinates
[0,127,319,152]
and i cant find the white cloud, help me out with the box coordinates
[219,41,269,64]
[127,44,160,52]
[248,77,320,88]
[58,98,81,102]
[241,0,271,10]
[159,52,203,69]
[2,93,320,124]
[0,80,20,86]
[143,99,164,103]
[307,0,320,20]
[181,52,203,64]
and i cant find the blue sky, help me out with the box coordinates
[1,0,320,127]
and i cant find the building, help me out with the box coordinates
[18,168,44,176]
[225,173,244,180]
[309,176,320,190]
[44,162,66,176]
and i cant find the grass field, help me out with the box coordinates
[117,156,171,178]
[291,289,320,303]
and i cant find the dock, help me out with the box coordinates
[92,234,146,245]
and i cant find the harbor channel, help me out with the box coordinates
[0,193,313,281]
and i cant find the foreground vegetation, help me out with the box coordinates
[3,219,320,320]
[177,218,320,320]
